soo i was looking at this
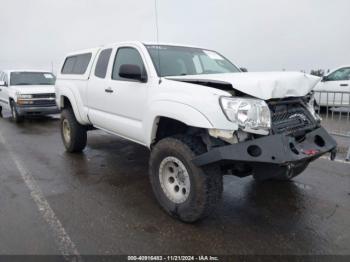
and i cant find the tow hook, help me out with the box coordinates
[330,149,337,161]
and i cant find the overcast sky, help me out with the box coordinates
[1,0,349,73]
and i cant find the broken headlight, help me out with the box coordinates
[220,97,271,135]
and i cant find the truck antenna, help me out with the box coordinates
[154,0,162,84]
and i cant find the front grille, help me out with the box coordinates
[269,100,316,135]
[21,93,57,107]
[32,100,56,107]
[32,93,56,99]
[21,98,57,107]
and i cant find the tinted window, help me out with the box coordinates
[112,47,146,81]
[327,67,350,81]
[10,72,55,86]
[94,49,112,78]
[61,57,76,74]
[61,53,92,75]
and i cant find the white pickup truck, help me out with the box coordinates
[55,42,337,222]
[314,65,350,106]
[0,70,59,122]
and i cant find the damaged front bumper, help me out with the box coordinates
[193,127,337,177]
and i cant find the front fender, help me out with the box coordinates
[144,100,213,147]
[57,89,89,125]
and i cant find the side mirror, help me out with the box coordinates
[321,76,328,82]
[240,67,248,72]
[0,81,6,86]
[119,64,147,82]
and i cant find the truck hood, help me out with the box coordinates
[10,85,55,95]
[166,72,321,100]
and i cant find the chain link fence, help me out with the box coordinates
[314,91,350,161]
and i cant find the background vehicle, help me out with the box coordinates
[0,70,59,122]
[55,42,336,222]
[314,66,350,107]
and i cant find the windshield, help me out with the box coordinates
[146,45,240,77]
[10,72,56,86]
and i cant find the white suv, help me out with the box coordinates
[55,42,337,222]
[0,70,59,122]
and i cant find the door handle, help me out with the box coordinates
[340,84,349,87]
[105,87,114,93]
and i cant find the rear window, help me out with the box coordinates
[61,53,92,75]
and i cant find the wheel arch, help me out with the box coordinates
[59,94,86,124]
[145,101,213,147]
[9,97,14,105]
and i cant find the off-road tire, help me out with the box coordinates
[60,108,87,153]
[10,101,23,123]
[149,135,223,223]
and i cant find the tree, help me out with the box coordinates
[310,69,325,77]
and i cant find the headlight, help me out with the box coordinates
[220,97,271,135]
[306,93,321,122]
[17,94,33,99]
[16,94,34,105]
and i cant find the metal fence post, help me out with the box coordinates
[314,91,350,162]
[346,146,350,162]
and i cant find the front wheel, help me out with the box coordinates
[10,101,23,123]
[149,135,223,223]
[60,108,87,153]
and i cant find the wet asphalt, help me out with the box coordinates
[0,113,349,256]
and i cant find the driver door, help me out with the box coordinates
[87,45,149,144]
[107,45,149,144]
